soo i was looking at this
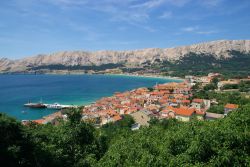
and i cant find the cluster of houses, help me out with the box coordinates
[26,73,241,128]
[79,81,238,128]
[185,73,221,87]
[186,72,250,91]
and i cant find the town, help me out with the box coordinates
[26,73,250,129]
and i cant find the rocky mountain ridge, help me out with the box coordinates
[0,40,250,72]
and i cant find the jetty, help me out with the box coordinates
[44,103,78,109]
[24,102,78,109]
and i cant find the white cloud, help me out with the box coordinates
[181,26,218,34]
[166,0,192,7]
[110,12,150,23]
[66,21,106,41]
[197,30,217,34]
[182,26,199,32]
[107,40,139,46]
[48,0,89,7]
[199,0,224,7]
[9,0,227,34]
[159,11,173,19]
[131,0,166,9]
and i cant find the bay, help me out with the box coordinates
[0,74,181,120]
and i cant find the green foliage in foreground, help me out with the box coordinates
[1,105,250,167]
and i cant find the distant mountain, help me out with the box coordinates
[0,40,250,74]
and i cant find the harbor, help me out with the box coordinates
[0,74,170,120]
[24,102,78,109]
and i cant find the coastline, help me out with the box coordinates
[0,73,184,121]
[33,74,184,121]
[104,73,184,82]
[0,71,185,81]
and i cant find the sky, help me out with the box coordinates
[0,0,250,59]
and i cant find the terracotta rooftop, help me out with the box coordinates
[164,106,195,117]
[195,109,205,115]
[113,115,122,121]
[192,98,203,103]
[32,119,44,124]
[224,103,239,109]
[175,107,195,117]
[182,100,191,103]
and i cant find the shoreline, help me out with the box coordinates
[0,72,184,81]
[0,73,184,121]
[104,73,184,81]
[33,74,184,121]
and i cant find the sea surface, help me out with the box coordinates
[0,74,181,120]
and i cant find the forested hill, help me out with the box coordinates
[153,50,250,77]
[1,104,250,166]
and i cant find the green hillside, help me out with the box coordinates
[156,51,250,77]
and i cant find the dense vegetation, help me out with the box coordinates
[29,63,124,71]
[1,103,250,166]
[157,51,250,77]
[100,107,250,166]
[222,81,250,92]
[193,90,250,106]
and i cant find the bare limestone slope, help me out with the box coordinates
[0,40,249,72]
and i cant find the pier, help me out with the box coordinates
[24,102,78,109]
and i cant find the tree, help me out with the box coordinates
[192,83,201,91]
[206,105,224,114]
[0,113,35,167]
[1,101,250,166]
[203,83,217,91]
[212,77,219,85]
[97,104,250,166]
[65,108,82,124]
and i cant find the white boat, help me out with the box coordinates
[45,103,77,109]
[46,103,64,109]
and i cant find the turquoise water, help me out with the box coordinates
[0,74,180,120]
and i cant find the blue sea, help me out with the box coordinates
[0,74,180,120]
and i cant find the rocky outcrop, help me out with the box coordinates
[0,40,250,72]
[0,58,14,71]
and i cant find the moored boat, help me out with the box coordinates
[46,103,64,109]
[24,102,46,108]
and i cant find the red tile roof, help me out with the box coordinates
[192,98,203,103]
[32,119,44,124]
[164,106,195,117]
[113,115,122,121]
[175,107,195,116]
[106,109,117,116]
[224,103,239,109]
[195,109,205,115]
[182,100,191,103]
